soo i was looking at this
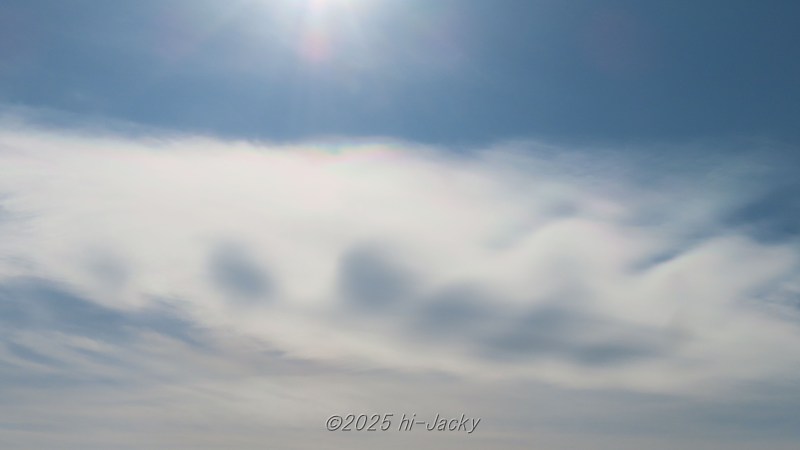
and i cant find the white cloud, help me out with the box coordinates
[1,124,800,448]
[1,125,799,390]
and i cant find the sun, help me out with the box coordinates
[292,0,369,65]
[250,0,375,68]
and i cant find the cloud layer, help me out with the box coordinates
[1,124,800,448]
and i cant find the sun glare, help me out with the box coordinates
[290,0,369,65]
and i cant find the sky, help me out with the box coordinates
[1,1,800,449]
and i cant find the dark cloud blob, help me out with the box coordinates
[411,284,500,338]
[481,306,675,367]
[338,245,415,311]
[403,286,674,368]
[209,242,273,302]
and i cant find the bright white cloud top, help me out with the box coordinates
[1,124,800,449]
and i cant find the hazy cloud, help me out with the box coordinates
[1,124,800,448]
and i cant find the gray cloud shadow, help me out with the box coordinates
[337,245,416,311]
[401,282,674,368]
[411,284,500,338]
[480,306,674,366]
[209,242,273,302]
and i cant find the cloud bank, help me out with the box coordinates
[1,124,800,448]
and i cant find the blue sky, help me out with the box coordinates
[2,0,800,144]
[2,2,800,449]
